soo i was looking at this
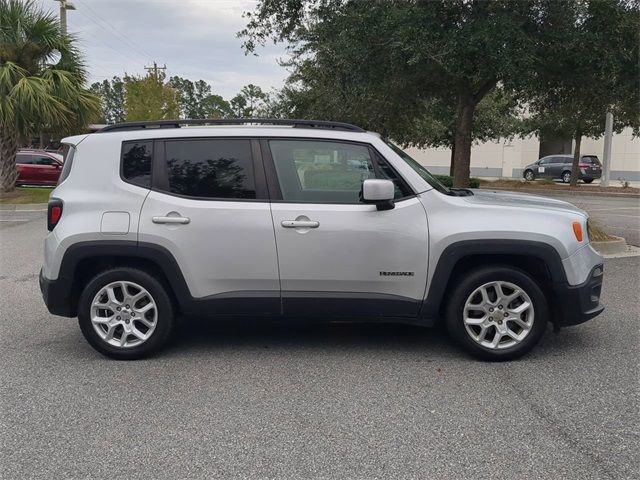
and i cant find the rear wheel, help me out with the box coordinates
[523,169,535,181]
[445,266,548,361]
[583,178,594,184]
[77,268,175,360]
[562,171,571,183]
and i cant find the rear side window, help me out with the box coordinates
[16,154,33,164]
[162,139,255,199]
[58,146,75,184]
[122,141,152,188]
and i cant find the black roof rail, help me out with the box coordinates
[97,118,365,133]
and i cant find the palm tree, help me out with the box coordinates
[0,0,100,193]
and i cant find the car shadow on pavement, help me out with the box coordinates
[162,317,464,359]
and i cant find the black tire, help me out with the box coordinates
[77,268,175,360]
[523,169,535,181]
[445,266,548,361]
[561,171,571,183]
[583,178,594,184]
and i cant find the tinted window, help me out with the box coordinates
[122,141,152,188]
[269,140,409,203]
[539,157,552,165]
[58,145,75,184]
[581,156,601,165]
[33,155,57,166]
[16,154,32,165]
[164,139,255,199]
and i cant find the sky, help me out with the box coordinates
[36,0,291,99]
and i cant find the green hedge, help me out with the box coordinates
[434,174,480,189]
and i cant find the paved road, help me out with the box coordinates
[2,212,639,479]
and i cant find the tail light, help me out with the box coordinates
[47,199,63,231]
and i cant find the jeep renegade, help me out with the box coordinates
[40,119,604,360]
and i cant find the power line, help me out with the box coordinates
[75,0,155,62]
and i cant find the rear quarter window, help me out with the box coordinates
[57,146,75,184]
[121,141,153,188]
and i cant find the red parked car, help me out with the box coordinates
[16,149,64,186]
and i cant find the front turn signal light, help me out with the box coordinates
[572,222,583,242]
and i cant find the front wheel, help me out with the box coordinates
[583,178,594,184]
[562,171,571,183]
[523,169,535,181]
[77,268,175,360]
[445,266,548,361]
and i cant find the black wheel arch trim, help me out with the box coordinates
[50,240,281,316]
[419,239,568,323]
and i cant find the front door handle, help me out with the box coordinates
[152,216,190,225]
[281,220,319,228]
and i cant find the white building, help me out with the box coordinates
[407,127,640,182]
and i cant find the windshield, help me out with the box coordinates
[386,142,450,194]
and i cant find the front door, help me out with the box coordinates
[138,137,280,314]
[264,138,429,318]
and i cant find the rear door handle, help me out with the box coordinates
[281,220,319,228]
[152,216,190,225]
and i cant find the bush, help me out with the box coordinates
[434,175,480,188]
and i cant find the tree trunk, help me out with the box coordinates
[452,94,476,188]
[570,131,582,188]
[449,143,456,177]
[0,126,19,193]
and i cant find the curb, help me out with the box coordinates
[479,186,640,199]
[591,236,628,255]
[0,203,48,211]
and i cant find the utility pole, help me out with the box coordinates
[601,112,613,187]
[55,0,76,34]
[144,62,167,79]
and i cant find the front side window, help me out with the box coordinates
[163,139,255,199]
[122,141,152,188]
[269,140,408,203]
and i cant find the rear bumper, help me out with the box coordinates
[553,264,604,327]
[39,268,76,317]
[579,171,602,180]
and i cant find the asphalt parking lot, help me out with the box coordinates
[1,209,639,479]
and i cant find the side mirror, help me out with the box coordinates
[362,179,395,211]
[54,162,62,169]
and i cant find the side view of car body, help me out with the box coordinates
[16,149,64,186]
[523,154,602,184]
[40,119,604,361]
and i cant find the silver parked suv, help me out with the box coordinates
[40,119,604,360]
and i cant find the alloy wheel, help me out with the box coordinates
[463,281,535,350]
[90,281,158,348]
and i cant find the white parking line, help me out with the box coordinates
[0,219,29,222]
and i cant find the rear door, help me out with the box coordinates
[546,156,565,178]
[264,138,429,318]
[138,137,280,314]
[32,154,62,184]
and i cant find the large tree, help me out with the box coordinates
[0,0,100,193]
[124,71,178,121]
[90,76,125,124]
[525,0,639,186]
[240,0,544,187]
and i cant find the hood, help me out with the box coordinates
[464,189,588,217]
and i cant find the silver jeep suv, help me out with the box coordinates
[40,119,604,360]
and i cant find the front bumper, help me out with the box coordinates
[553,264,604,327]
[39,268,76,317]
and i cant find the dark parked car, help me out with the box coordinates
[16,149,64,186]
[523,154,602,184]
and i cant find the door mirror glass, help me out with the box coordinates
[362,179,395,210]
